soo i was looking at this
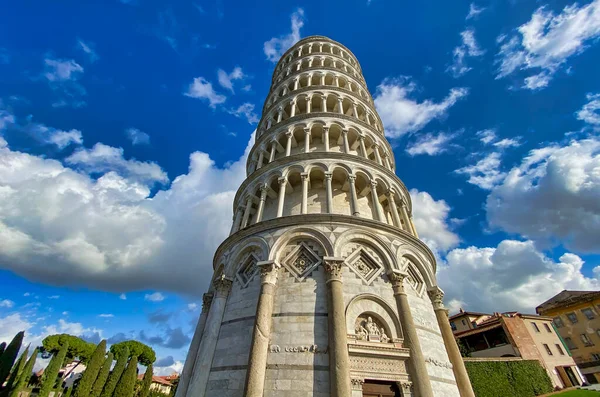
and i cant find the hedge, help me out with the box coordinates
[465,360,553,397]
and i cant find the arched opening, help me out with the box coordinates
[311,93,323,113]
[310,123,325,151]
[353,172,371,219]
[346,128,360,156]
[342,98,353,116]
[307,167,326,214]
[324,73,334,87]
[283,169,303,216]
[326,94,337,113]
[328,123,343,153]
[291,125,306,156]
[331,167,352,216]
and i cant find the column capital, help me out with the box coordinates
[304,127,311,134]
[278,177,287,186]
[387,270,408,293]
[370,180,378,188]
[322,126,329,132]
[201,293,214,313]
[427,286,445,311]
[348,174,356,183]
[324,172,332,180]
[341,128,349,135]
[285,130,294,137]
[323,257,344,283]
[300,172,309,181]
[257,260,281,285]
[396,381,413,396]
[350,378,364,391]
[372,142,380,148]
[388,187,398,196]
[358,134,365,141]
[213,274,233,297]
[259,184,269,196]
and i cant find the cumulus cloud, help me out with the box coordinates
[264,8,304,62]
[227,103,259,124]
[447,29,485,77]
[145,292,165,302]
[466,3,486,20]
[44,58,84,82]
[477,129,497,145]
[0,132,253,295]
[155,358,184,375]
[125,128,151,145]
[42,58,86,107]
[217,67,246,93]
[494,138,521,148]
[119,293,127,300]
[184,77,226,108]
[576,93,600,125]
[410,189,460,256]
[406,131,460,156]
[0,299,14,308]
[496,1,600,89]
[77,39,99,63]
[374,77,468,138]
[438,240,600,313]
[487,137,600,253]
[139,327,190,349]
[455,152,507,189]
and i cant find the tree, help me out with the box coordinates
[90,352,113,397]
[99,346,129,397]
[0,331,24,386]
[457,338,472,357]
[113,356,138,397]
[168,377,178,397]
[9,347,38,397]
[42,334,95,364]
[138,364,153,397]
[110,341,156,367]
[3,345,29,394]
[39,341,69,397]
[63,386,73,397]
[0,342,6,357]
[73,340,106,397]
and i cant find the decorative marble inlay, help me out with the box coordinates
[281,241,322,281]
[349,356,407,377]
[235,252,260,288]
[345,248,383,284]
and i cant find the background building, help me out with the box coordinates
[537,290,600,384]
[452,311,582,389]
[177,36,475,397]
[449,310,492,334]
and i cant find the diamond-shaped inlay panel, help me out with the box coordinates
[236,252,259,288]
[346,248,383,285]
[281,242,322,281]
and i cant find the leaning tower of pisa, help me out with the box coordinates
[177,36,475,397]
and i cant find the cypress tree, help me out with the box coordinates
[99,347,129,397]
[73,340,106,397]
[0,331,24,385]
[138,364,152,397]
[4,345,29,393]
[9,347,38,397]
[39,341,69,397]
[90,352,113,397]
[113,355,137,397]
[63,386,73,397]
[0,342,6,357]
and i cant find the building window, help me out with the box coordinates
[450,322,457,331]
[553,317,565,328]
[543,344,553,355]
[592,353,600,361]
[565,337,577,350]
[555,344,565,355]
[471,321,477,328]
[544,323,552,333]
[581,333,594,347]
[462,319,466,326]
[567,312,579,324]
[532,322,540,333]
[582,308,596,320]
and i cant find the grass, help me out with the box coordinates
[552,390,600,396]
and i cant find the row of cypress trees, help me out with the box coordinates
[0,332,154,397]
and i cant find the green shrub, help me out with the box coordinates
[73,340,106,397]
[138,364,153,397]
[100,346,129,397]
[39,341,69,397]
[90,352,113,397]
[113,355,138,397]
[465,360,553,397]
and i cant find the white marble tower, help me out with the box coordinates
[177,36,475,397]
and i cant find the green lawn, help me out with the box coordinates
[553,390,600,396]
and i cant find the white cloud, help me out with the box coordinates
[0,131,253,296]
[119,293,127,300]
[42,58,86,107]
[126,128,151,145]
[217,67,245,93]
[466,3,486,20]
[145,292,165,302]
[184,77,226,108]
[77,39,99,62]
[0,109,15,132]
[494,137,521,148]
[227,103,259,124]
[0,313,33,345]
[447,29,485,77]
[187,303,198,311]
[44,58,84,82]
[496,0,600,89]
[66,143,168,184]
[406,131,459,156]
[410,189,460,256]
[48,295,60,299]
[374,77,468,138]
[487,137,600,253]
[0,299,14,308]
[576,93,600,125]
[455,152,506,189]
[155,359,184,375]
[48,129,83,149]
[264,8,304,63]
[477,129,497,145]
[23,292,31,297]
[438,240,600,313]
[98,313,114,318]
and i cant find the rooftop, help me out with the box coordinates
[536,290,600,314]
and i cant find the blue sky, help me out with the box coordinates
[1,0,600,373]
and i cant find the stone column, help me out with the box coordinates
[230,208,243,234]
[352,104,359,118]
[277,107,283,123]
[384,154,392,170]
[370,181,385,222]
[244,261,281,397]
[304,128,311,153]
[241,196,254,229]
[321,95,328,113]
[338,98,344,114]
[307,95,312,113]
[285,131,293,156]
[399,200,412,234]
[254,185,268,224]
[176,293,213,397]
[388,271,434,397]
[324,258,352,397]
[290,100,297,117]
[428,287,476,397]
[396,381,413,397]
[301,172,309,214]
[323,127,330,151]
[348,175,360,216]
[334,76,340,87]
[350,379,364,397]
[358,135,367,158]
[325,172,333,213]
[269,141,277,162]
[187,275,233,397]
[387,190,402,228]
[294,78,299,90]
[276,177,287,217]
[257,150,264,169]
[373,144,383,165]
[342,129,350,154]
[320,73,326,85]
